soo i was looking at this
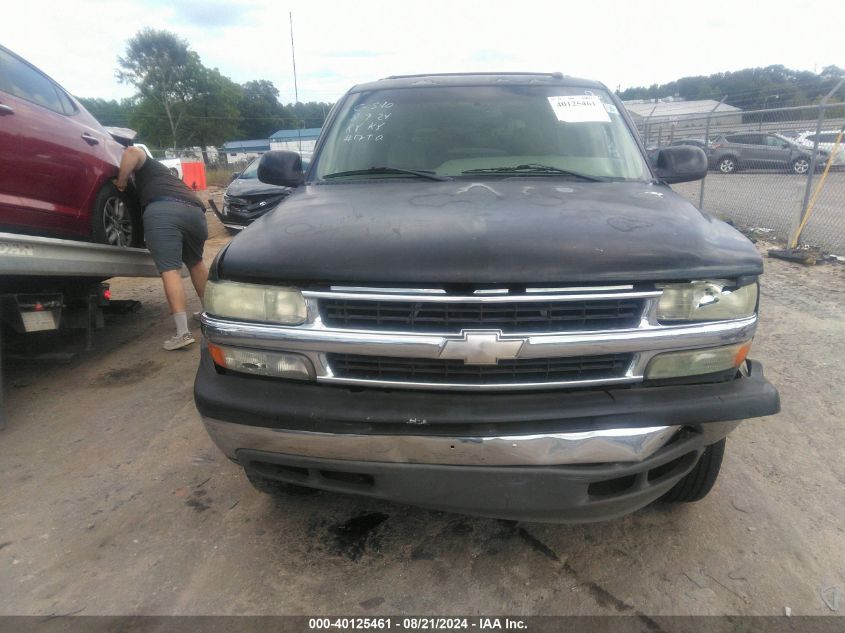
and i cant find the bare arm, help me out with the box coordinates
[115,146,147,191]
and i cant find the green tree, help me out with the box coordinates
[617,65,844,111]
[128,96,178,149]
[77,97,136,127]
[238,80,293,139]
[285,101,332,129]
[182,67,243,162]
[117,28,201,148]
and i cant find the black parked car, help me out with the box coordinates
[215,157,291,232]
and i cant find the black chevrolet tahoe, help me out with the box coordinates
[194,73,779,522]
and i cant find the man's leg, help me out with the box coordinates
[189,261,208,299]
[161,270,187,314]
[144,203,198,350]
[160,270,193,349]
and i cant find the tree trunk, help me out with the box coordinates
[162,99,177,149]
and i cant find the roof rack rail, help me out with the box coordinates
[381,71,565,80]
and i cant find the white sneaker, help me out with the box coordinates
[163,332,195,350]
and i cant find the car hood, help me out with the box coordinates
[225,178,289,199]
[218,179,763,284]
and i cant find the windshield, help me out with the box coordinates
[314,85,649,182]
[239,158,261,179]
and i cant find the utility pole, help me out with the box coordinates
[289,11,299,104]
[289,11,302,152]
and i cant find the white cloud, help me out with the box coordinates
[2,0,841,106]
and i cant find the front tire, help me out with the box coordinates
[661,438,726,503]
[717,157,737,173]
[792,157,810,175]
[91,183,143,247]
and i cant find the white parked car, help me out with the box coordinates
[794,130,845,166]
[133,143,184,179]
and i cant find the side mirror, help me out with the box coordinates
[651,145,708,184]
[257,150,304,187]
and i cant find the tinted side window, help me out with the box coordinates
[819,133,839,143]
[56,87,76,115]
[0,48,64,113]
[743,134,765,145]
[725,135,750,144]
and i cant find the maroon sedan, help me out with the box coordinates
[0,45,141,246]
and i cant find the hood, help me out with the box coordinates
[218,179,763,285]
[225,177,289,199]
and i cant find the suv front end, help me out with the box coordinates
[194,73,779,522]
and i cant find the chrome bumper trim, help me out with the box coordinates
[202,314,757,360]
[302,289,662,303]
[316,374,641,392]
[202,417,681,466]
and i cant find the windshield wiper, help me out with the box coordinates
[322,166,451,182]
[460,164,605,181]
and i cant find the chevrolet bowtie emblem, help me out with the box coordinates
[439,331,526,365]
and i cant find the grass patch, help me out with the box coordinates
[206,165,239,188]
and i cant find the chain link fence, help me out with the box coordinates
[636,82,845,255]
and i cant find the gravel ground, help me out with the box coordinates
[0,197,843,617]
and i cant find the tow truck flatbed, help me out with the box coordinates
[0,231,160,281]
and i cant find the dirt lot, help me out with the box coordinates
[0,199,844,617]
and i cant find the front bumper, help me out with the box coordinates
[194,349,779,521]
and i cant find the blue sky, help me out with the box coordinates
[2,0,840,104]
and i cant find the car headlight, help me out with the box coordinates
[204,280,307,324]
[207,342,314,380]
[656,280,757,322]
[645,341,752,379]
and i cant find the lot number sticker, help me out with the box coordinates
[548,95,611,123]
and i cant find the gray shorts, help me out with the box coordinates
[144,201,208,272]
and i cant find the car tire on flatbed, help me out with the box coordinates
[660,438,726,503]
[91,183,143,248]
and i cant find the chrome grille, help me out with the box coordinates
[327,353,633,386]
[202,285,758,392]
[318,297,644,333]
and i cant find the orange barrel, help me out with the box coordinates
[181,162,207,191]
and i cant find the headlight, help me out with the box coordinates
[207,342,314,380]
[656,280,757,322]
[204,280,307,324]
[646,341,752,379]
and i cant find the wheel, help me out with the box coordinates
[660,438,726,503]
[717,157,737,173]
[169,167,180,178]
[792,157,810,175]
[91,183,143,247]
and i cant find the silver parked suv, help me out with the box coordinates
[708,132,828,174]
